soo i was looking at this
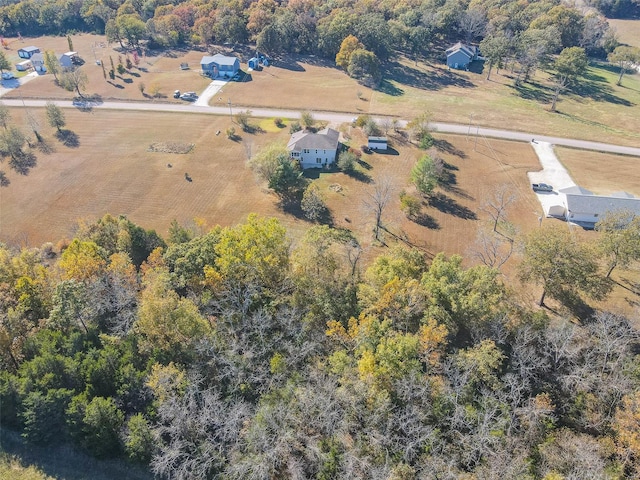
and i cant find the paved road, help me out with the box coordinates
[2,98,640,157]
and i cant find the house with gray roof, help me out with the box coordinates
[201,54,240,78]
[550,186,640,227]
[287,127,340,169]
[30,53,45,73]
[446,42,479,70]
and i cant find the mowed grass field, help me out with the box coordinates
[555,147,640,196]
[1,34,639,146]
[608,18,640,47]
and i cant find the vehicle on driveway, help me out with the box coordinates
[2,72,16,80]
[180,91,198,101]
[174,90,181,98]
[532,183,553,192]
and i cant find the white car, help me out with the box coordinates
[2,72,15,80]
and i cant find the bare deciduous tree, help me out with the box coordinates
[363,177,393,242]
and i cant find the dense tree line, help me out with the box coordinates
[1,212,640,478]
[0,0,622,60]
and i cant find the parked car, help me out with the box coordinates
[173,90,181,98]
[532,183,553,192]
[180,91,198,101]
[2,71,15,80]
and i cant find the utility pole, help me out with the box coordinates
[228,98,232,120]
[474,124,479,151]
[467,113,474,139]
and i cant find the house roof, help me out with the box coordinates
[287,128,340,151]
[559,185,594,195]
[368,136,387,142]
[565,193,640,217]
[31,53,43,62]
[201,54,238,66]
[19,46,39,53]
[446,42,476,59]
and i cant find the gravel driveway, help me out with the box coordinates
[194,79,228,106]
[527,141,576,216]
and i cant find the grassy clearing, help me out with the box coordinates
[608,19,640,47]
[1,429,152,480]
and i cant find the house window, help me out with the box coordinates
[594,214,599,218]
[316,158,321,163]
[303,149,310,154]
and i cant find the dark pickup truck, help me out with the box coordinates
[532,183,553,192]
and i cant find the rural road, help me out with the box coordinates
[2,98,640,157]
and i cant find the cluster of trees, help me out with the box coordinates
[0,101,70,185]
[1,211,640,478]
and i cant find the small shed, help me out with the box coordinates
[368,136,388,150]
[248,57,259,69]
[18,46,40,59]
[16,60,31,71]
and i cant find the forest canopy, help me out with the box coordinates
[1,213,639,478]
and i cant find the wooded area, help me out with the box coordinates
[1,212,639,478]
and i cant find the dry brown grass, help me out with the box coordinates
[1,107,636,316]
[608,19,640,47]
[555,147,640,196]
[2,34,639,148]
[0,108,293,245]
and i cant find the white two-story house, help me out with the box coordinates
[287,127,340,169]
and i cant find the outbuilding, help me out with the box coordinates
[16,60,31,71]
[368,136,388,151]
[18,46,40,59]
[248,57,259,69]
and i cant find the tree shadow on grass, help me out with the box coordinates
[0,170,10,186]
[428,192,477,219]
[9,152,37,175]
[512,80,554,103]
[36,138,55,154]
[56,129,80,148]
[412,212,440,229]
[344,168,372,183]
[434,139,467,158]
[570,79,634,106]
[378,79,405,96]
[357,158,372,170]
[383,60,476,91]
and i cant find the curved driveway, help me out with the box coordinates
[2,98,640,157]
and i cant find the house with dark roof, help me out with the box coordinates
[287,127,340,169]
[201,54,240,78]
[549,186,640,226]
[446,42,479,70]
[18,46,40,59]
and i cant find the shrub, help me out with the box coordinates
[400,190,422,218]
[338,150,358,172]
[289,121,302,133]
[274,117,285,128]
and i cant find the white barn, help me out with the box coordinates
[288,127,340,169]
